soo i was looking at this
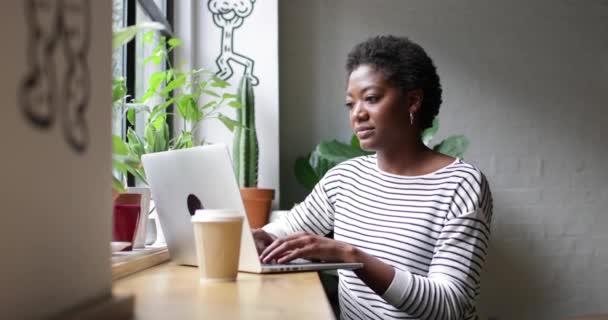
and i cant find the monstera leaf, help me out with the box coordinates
[433,135,470,159]
[294,156,319,191]
[422,118,439,146]
[294,136,372,192]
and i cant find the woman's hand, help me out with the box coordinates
[260,232,358,264]
[251,228,277,254]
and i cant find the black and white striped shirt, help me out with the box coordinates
[264,154,493,320]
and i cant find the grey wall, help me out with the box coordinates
[279,1,608,319]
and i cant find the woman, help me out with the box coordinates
[254,35,492,320]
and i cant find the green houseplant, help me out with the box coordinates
[111,22,164,192]
[232,74,274,229]
[112,28,242,192]
[294,118,470,191]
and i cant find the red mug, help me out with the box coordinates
[113,193,142,251]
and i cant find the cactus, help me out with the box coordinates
[233,75,259,188]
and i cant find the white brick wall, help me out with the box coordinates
[280,0,608,319]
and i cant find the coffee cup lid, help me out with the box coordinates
[191,209,244,223]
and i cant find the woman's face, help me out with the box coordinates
[345,64,412,151]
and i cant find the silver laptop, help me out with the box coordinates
[142,144,363,273]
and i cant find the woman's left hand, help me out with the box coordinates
[260,232,357,264]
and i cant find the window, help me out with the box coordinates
[112,0,174,187]
[112,0,127,139]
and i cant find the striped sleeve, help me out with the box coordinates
[381,170,493,320]
[262,172,337,238]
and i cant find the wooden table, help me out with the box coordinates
[113,263,336,319]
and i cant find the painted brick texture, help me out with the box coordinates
[280,1,608,319]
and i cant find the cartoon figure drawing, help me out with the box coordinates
[208,0,259,85]
[19,0,91,154]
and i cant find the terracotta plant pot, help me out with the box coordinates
[240,188,275,229]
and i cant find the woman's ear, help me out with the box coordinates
[406,89,424,114]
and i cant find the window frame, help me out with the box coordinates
[114,0,174,187]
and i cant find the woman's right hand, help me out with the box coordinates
[251,228,277,255]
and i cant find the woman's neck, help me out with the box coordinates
[375,139,436,176]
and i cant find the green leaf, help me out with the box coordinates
[222,93,237,99]
[149,99,174,124]
[350,135,361,149]
[134,168,148,185]
[294,156,319,191]
[304,138,373,179]
[126,129,145,159]
[152,43,165,54]
[112,175,126,193]
[114,153,147,183]
[143,114,169,153]
[114,154,147,184]
[228,100,242,108]
[202,89,220,98]
[316,139,370,164]
[421,118,439,146]
[151,112,167,128]
[155,121,169,152]
[161,73,186,98]
[144,54,163,66]
[141,71,166,102]
[112,22,165,50]
[112,157,130,175]
[144,43,166,66]
[173,131,193,149]
[127,107,135,125]
[112,135,129,155]
[165,69,174,82]
[210,78,229,88]
[218,114,240,132]
[144,125,157,154]
[433,135,470,158]
[201,101,217,109]
[309,151,334,179]
[112,78,126,103]
[168,38,183,48]
[176,95,202,121]
[142,31,155,44]
[114,155,138,169]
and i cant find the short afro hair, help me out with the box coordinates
[346,35,442,131]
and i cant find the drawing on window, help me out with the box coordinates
[208,0,259,85]
[19,0,91,154]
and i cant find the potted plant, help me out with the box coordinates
[111,27,242,245]
[112,31,242,190]
[294,118,470,192]
[232,74,274,229]
[111,22,168,248]
[111,22,164,192]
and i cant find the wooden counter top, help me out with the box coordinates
[113,263,335,319]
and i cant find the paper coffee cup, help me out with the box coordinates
[191,209,243,282]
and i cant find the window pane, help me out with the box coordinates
[134,0,168,139]
[112,0,127,139]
